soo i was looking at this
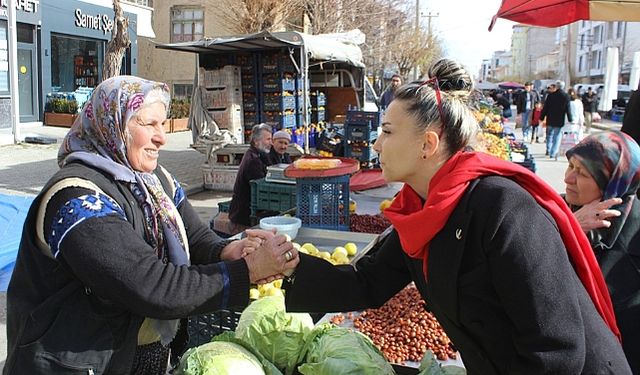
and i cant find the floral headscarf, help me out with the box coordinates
[566,131,640,249]
[59,76,187,344]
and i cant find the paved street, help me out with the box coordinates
[0,119,622,370]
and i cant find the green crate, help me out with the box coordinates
[217,200,232,213]
[250,178,297,216]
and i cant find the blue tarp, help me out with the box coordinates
[0,194,35,291]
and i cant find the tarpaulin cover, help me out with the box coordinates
[350,169,386,191]
[0,194,34,291]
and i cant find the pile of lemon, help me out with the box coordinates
[294,241,358,265]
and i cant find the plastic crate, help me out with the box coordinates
[345,143,377,161]
[345,124,377,142]
[296,174,350,231]
[310,92,326,107]
[346,109,381,128]
[263,95,297,111]
[250,178,297,216]
[199,66,242,88]
[311,110,326,124]
[262,77,296,92]
[218,200,232,213]
[264,113,297,129]
[186,310,242,350]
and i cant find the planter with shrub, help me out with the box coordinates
[170,99,191,132]
[44,97,79,128]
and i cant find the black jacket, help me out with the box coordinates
[229,146,270,226]
[5,162,250,374]
[268,147,292,165]
[592,199,640,374]
[285,176,630,374]
[621,90,640,145]
[516,90,540,114]
[582,92,598,113]
[541,90,573,127]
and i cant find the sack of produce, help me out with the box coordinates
[297,324,395,375]
[175,333,282,375]
[235,296,314,375]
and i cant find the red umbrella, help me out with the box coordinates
[498,81,525,90]
[489,0,640,31]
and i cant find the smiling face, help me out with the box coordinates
[564,156,603,206]
[125,102,168,173]
[373,100,426,184]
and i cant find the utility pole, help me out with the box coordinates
[413,0,420,81]
[8,0,21,144]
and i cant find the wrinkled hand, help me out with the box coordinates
[243,232,299,284]
[219,229,277,261]
[573,197,622,232]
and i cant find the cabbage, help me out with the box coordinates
[297,324,395,375]
[176,340,265,375]
[235,296,314,375]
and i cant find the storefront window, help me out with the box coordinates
[51,33,104,92]
[0,20,8,93]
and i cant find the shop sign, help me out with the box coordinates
[74,8,113,35]
[0,0,40,17]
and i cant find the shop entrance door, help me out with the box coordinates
[17,44,38,123]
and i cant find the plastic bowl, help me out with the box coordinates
[259,216,302,239]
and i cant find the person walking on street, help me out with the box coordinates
[541,81,573,160]
[229,123,273,233]
[582,87,598,134]
[516,81,539,142]
[568,88,585,138]
[621,89,640,145]
[379,74,402,111]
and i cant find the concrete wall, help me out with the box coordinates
[137,0,234,94]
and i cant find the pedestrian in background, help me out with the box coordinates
[621,89,640,145]
[568,88,585,138]
[582,87,598,134]
[541,81,573,160]
[564,131,640,373]
[229,123,273,233]
[379,74,402,111]
[516,81,540,143]
[530,101,543,143]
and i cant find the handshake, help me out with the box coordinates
[222,229,299,284]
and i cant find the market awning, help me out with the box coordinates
[489,0,640,31]
[156,30,365,68]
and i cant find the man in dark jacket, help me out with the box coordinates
[621,89,640,145]
[379,74,402,111]
[229,123,272,232]
[516,82,540,142]
[268,130,293,165]
[582,87,598,134]
[541,81,573,160]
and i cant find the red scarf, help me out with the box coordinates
[384,151,620,339]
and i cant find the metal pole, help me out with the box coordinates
[8,0,21,144]
[413,0,420,81]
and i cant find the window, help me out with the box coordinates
[594,25,603,44]
[0,20,8,93]
[616,22,624,39]
[51,34,104,91]
[578,56,584,72]
[591,51,598,70]
[580,34,585,49]
[173,83,193,99]
[123,0,153,6]
[171,7,204,42]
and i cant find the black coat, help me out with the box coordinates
[285,176,631,374]
[593,199,640,373]
[229,146,271,226]
[621,90,640,145]
[516,90,540,114]
[268,147,292,165]
[541,90,573,127]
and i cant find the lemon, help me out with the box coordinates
[291,242,301,250]
[298,247,309,254]
[249,288,260,300]
[302,243,318,255]
[319,251,332,260]
[332,247,348,259]
[273,279,283,289]
[344,242,358,256]
[265,287,284,297]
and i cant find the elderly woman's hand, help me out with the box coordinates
[219,229,277,261]
[243,233,299,284]
[573,197,623,232]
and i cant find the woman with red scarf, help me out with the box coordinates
[283,58,631,374]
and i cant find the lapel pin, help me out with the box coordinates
[455,229,463,240]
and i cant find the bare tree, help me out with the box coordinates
[218,0,304,33]
[102,0,130,81]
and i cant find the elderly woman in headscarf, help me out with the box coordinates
[4,76,298,375]
[564,130,640,373]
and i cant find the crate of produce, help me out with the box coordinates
[310,91,326,107]
[262,77,296,92]
[345,124,377,143]
[311,110,326,124]
[264,112,297,129]
[346,109,381,128]
[243,112,259,128]
[263,94,297,111]
[185,310,242,350]
[250,178,297,216]
[515,156,537,173]
[202,164,238,191]
[235,53,257,71]
[345,143,377,162]
[296,174,351,231]
[243,97,257,112]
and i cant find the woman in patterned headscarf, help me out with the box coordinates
[5,76,298,374]
[564,130,640,373]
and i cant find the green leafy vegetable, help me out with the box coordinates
[235,296,314,375]
[417,350,466,375]
[176,339,266,375]
[297,324,395,375]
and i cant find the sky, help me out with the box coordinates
[419,0,516,78]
